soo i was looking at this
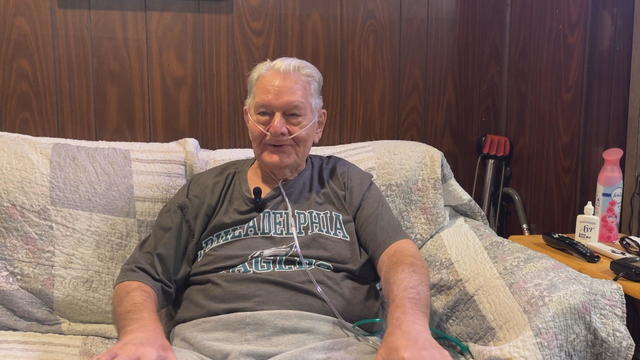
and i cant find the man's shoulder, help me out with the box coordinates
[308,154,372,182]
[308,154,359,170]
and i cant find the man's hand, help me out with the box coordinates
[92,281,175,360]
[91,331,175,360]
[375,325,451,360]
[375,239,452,359]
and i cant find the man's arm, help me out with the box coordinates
[375,239,451,360]
[92,281,175,360]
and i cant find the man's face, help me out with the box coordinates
[243,71,326,174]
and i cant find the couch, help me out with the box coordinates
[0,131,634,359]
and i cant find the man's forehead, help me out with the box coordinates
[253,99,307,108]
[253,71,312,107]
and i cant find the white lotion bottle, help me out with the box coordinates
[575,201,599,243]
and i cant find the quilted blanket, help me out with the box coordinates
[0,132,200,357]
[197,140,635,359]
[330,141,634,359]
[0,133,634,359]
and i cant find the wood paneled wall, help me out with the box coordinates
[623,2,640,236]
[0,0,634,236]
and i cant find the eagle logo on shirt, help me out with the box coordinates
[224,241,333,274]
[248,242,297,260]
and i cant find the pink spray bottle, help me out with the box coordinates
[594,148,624,243]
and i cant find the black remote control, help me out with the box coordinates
[541,232,601,263]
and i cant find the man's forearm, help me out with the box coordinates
[375,239,451,359]
[91,281,174,359]
[377,239,431,333]
[112,281,165,339]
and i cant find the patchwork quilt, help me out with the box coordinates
[198,141,635,359]
[0,132,634,359]
[0,132,199,339]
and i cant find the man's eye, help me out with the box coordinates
[257,111,270,117]
[285,113,301,117]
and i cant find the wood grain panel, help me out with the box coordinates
[230,0,282,148]
[0,0,57,136]
[397,0,428,143]
[53,0,95,140]
[424,0,472,183]
[281,0,341,145]
[422,1,508,193]
[423,0,460,150]
[579,0,634,219]
[467,0,510,223]
[622,1,640,236]
[507,0,588,233]
[146,0,201,143]
[474,0,509,138]
[90,0,149,141]
[201,0,245,149]
[423,1,473,190]
[613,1,636,236]
[341,0,400,143]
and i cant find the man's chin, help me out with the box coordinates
[259,153,295,168]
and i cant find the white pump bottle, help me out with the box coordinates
[575,201,599,243]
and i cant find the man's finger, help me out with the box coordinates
[91,351,117,360]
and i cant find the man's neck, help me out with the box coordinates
[247,161,305,194]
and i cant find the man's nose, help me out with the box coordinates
[269,113,288,135]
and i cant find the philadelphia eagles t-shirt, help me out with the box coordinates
[116,155,409,327]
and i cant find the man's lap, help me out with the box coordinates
[171,310,377,360]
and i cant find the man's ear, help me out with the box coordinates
[243,106,250,126]
[243,106,254,140]
[313,109,327,144]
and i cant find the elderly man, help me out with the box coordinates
[94,58,450,360]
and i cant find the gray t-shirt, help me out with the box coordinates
[116,155,408,327]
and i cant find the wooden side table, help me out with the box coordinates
[508,234,640,299]
[509,234,640,358]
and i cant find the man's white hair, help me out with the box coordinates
[245,57,324,114]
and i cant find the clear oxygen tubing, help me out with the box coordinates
[247,110,318,140]
[352,317,474,359]
[276,172,472,355]
[251,114,379,349]
[277,181,381,350]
